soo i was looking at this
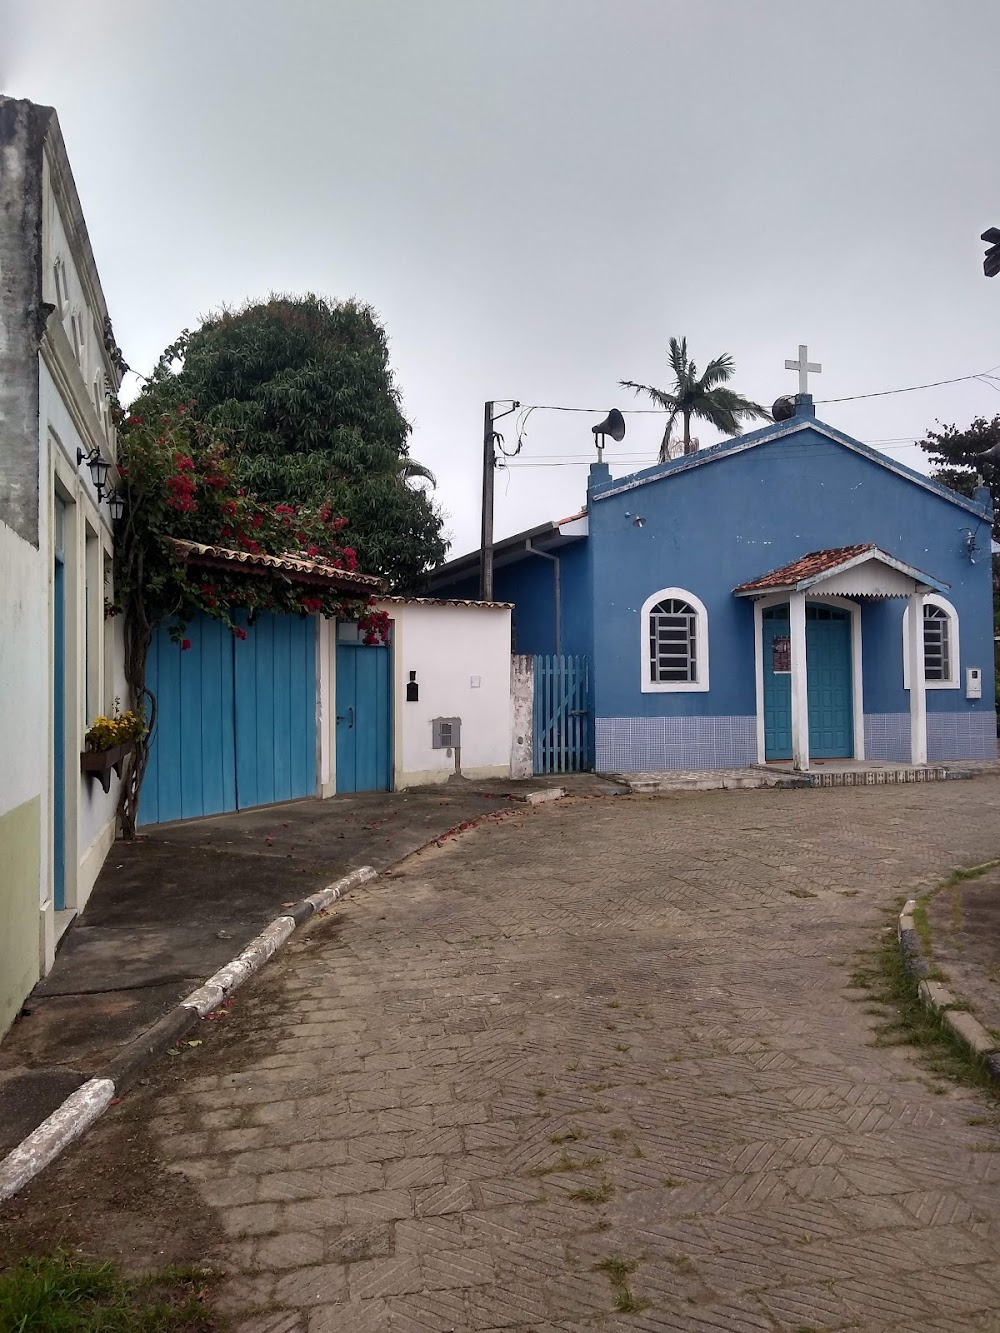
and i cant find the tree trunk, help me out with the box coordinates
[683,411,693,456]
[118,594,155,839]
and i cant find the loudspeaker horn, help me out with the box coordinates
[592,408,626,442]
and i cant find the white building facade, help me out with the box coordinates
[0,98,126,1037]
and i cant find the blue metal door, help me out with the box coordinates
[52,499,66,910]
[335,642,392,792]
[234,611,317,809]
[141,612,316,825]
[806,606,853,758]
[763,607,792,760]
[532,655,590,774]
[763,604,853,761]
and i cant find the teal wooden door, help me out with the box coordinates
[52,497,67,910]
[141,612,316,825]
[143,615,237,824]
[806,606,853,758]
[234,611,316,809]
[335,642,391,792]
[763,603,853,761]
[763,607,792,760]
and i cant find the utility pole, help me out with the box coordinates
[480,400,495,601]
[480,399,519,601]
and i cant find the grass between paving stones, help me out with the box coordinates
[0,1254,222,1333]
[850,896,1000,1102]
[592,1255,650,1314]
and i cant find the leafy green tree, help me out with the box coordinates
[916,415,1000,648]
[917,415,1000,535]
[621,336,770,461]
[133,295,446,590]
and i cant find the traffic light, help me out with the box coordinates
[983,228,1000,278]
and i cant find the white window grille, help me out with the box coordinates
[640,588,710,693]
[649,598,697,683]
[902,594,960,690]
[922,603,950,681]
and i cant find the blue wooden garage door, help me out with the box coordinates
[141,612,316,825]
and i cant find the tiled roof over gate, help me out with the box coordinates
[169,538,384,594]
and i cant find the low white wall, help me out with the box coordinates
[380,600,513,787]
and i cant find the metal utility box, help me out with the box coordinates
[432,717,461,750]
[966,667,982,700]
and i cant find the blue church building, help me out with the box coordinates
[430,395,997,773]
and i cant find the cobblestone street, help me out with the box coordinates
[154,780,1000,1331]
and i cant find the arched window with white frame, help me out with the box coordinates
[902,594,960,690]
[640,588,710,693]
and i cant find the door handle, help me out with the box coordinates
[349,706,354,729]
[336,708,355,727]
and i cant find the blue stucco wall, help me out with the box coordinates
[445,540,593,659]
[586,422,995,767]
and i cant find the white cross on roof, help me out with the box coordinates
[784,343,822,395]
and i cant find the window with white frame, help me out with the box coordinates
[903,594,959,689]
[640,588,709,692]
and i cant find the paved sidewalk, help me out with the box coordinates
[126,778,1000,1330]
[0,776,612,1153]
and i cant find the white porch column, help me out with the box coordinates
[789,591,809,772]
[908,590,928,766]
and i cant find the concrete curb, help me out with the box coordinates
[0,865,377,1203]
[895,896,1000,1081]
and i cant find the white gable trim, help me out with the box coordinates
[591,418,990,519]
[796,547,944,594]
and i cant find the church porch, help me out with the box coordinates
[735,544,951,773]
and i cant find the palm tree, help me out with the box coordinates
[621,337,770,462]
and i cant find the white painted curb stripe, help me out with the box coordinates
[182,916,297,1017]
[0,865,377,1204]
[303,864,378,914]
[0,1077,115,1201]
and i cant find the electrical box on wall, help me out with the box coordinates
[966,667,982,700]
[432,717,461,750]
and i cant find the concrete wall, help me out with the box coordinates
[383,601,513,786]
[510,655,533,779]
[0,100,46,545]
[0,520,47,1034]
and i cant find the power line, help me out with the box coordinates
[512,364,1000,424]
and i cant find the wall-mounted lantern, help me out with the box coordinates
[77,446,110,501]
[107,488,126,523]
[406,670,419,702]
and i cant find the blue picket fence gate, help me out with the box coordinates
[532,654,590,774]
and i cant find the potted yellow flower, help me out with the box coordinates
[81,702,147,793]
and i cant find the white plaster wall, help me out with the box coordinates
[41,340,120,917]
[382,602,513,786]
[0,520,47,819]
[317,614,335,798]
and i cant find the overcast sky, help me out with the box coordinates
[5,0,999,558]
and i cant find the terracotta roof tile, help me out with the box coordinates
[170,538,384,595]
[734,544,875,594]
